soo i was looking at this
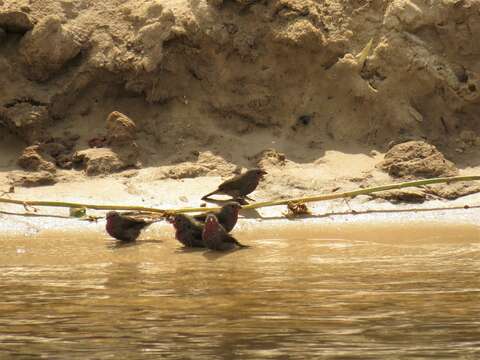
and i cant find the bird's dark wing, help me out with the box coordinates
[202,173,248,199]
[190,223,204,238]
[217,173,244,191]
[122,217,150,231]
[181,223,204,247]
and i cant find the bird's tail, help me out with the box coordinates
[225,234,249,248]
[201,189,219,200]
[237,243,250,249]
[234,239,250,248]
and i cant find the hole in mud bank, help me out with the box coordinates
[291,114,314,131]
[298,115,312,126]
[468,84,476,92]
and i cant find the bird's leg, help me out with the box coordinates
[235,197,249,205]
[343,197,357,214]
[23,202,38,213]
[244,195,256,202]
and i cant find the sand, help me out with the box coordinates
[1,0,480,234]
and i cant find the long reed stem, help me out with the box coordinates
[242,175,480,210]
[0,175,478,216]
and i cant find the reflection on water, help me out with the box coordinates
[0,223,479,359]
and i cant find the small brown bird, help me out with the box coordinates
[168,214,205,248]
[105,211,156,242]
[202,214,249,251]
[193,202,242,232]
[201,168,267,201]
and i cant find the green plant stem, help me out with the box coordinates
[242,175,480,210]
[0,198,168,214]
[0,175,478,216]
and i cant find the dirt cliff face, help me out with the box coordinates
[1,0,479,173]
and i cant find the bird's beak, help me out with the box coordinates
[260,170,267,176]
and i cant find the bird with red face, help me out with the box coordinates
[202,214,249,251]
[168,214,205,248]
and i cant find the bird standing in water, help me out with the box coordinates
[201,168,267,202]
[168,214,205,248]
[193,202,241,232]
[202,214,249,251]
[105,211,156,242]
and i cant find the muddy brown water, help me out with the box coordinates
[0,223,479,359]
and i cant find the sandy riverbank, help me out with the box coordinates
[1,0,480,236]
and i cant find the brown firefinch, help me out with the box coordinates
[201,168,267,201]
[105,211,157,242]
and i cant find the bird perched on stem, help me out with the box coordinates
[105,211,158,242]
[201,168,267,202]
[168,214,205,248]
[202,214,249,251]
[193,202,241,232]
